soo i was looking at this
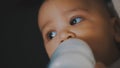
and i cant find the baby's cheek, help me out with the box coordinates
[76,27,111,46]
[45,39,60,58]
[75,27,114,60]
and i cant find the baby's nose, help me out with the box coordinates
[60,31,76,43]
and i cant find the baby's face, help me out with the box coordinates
[38,0,120,65]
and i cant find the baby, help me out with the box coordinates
[38,0,120,68]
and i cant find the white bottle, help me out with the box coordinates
[48,38,96,68]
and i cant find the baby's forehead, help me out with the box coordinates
[40,0,104,14]
[39,0,104,18]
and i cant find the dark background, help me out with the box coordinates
[2,0,49,68]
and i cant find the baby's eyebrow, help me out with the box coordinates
[40,20,52,31]
[64,7,88,14]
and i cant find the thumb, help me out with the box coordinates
[95,62,106,68]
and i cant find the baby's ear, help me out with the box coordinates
[107,0,120,45]
[113,17,120,43]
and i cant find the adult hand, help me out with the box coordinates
[95,62,106,68]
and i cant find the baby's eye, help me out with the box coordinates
[47,31,57,40]
[70,17,83,25]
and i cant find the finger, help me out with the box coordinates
[95,62,106,68]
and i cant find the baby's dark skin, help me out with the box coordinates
[38,0,120,67]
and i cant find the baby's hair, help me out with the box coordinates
[104,0,119,17]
